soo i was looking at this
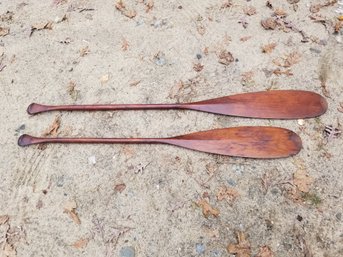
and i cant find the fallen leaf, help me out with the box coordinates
[337,102,343,113]
[273,51,301,67]
[0,11,14,22]
[129,80,141,86]
[0,27,10,36]
[240,36,252,42]
[100,74,109,84]
[256,245,274,257]
[121,38,129,51]
[273,8,287,17]
[115,0,137,18]
[273,68,293,76]
[216,186,239,203]
[334,20,343,33]
[145,0,154,12]
[114,183,126,193]
[67,81,79,101]
[221,0,233,9]
[197,198,220,218]
[293,169,314,193]
[261,18,277,30]
[261,42,277,53]
[243,6,256,16]
[227,231,251,257]
[193,63,204,72]
[43,115,61,136]
[2,242,16,257]
[0,214,9,224]
[72,238,89,249]
[196,23,206,35]
[64,200,81,225]
[218,50,234,65]
[30,21,53,36]
[80,46,90,57]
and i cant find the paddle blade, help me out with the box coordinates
[168,127,302,158]
[188,90,327,119]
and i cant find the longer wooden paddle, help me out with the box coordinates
[27,90,327,119]
[18,127,302,158]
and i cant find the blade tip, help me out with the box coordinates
[18,134,33,147]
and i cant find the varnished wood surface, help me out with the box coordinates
[18,127,302,159]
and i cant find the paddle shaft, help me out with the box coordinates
[18,135,169,146]
[27,103,185,114]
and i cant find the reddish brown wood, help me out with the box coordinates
[27,90,327,119]
[18,127,302,159]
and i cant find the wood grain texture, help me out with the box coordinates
[18,127,302,159]
[26,90,327,119]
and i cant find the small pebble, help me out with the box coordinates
[120,246,135,257]
[196,54,202,60]
[88,155,96,165]
[297,119,305,126]
[196,243,205,255]
[336,213,342,221]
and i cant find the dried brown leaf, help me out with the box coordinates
[218,50,234,65]
[0,27,9,37]
[261,18,277,30]
[227,231,251,257]
[261,42,277,53]
[67,81,79,101]
[145,0,154,12]
[256,245,274,257]
[115,0,137,18]
[197,198,220,218]
[64,200,81,225]
[114,183,126,193]
[243,6,256,16]
[80,46,90,57]
[273,8,287,17]
[273,51,301,67]
[3,242,16,257]
[273,68,293,76]
[221,0,233,9]
[193,63,204,72]
[121,38,129,51]
[217,186,239,203]
[240,36,252,42]
[43,115,61,137]
[337,102,343,113]
[334,20,343,33]
[293,169,314,193]
[72,238,89,249]
[0,214,9,224]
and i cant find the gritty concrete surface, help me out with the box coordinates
[0,0,343,256]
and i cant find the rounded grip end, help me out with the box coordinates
[18,134,35,147]
[27,103,46,115]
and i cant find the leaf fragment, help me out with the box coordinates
[293,169,314,193]
[243,6,256,16]
[64,200,81,225]
[0,214,9,224]
[261,18,277,30]
[193,63,204,72]
[261,43,277,53]
[30,21,53,36]
[218,50,234,65]
[216,186,239,203]
[256,246,274,257]
[227,231,251,257]
[0,27,9,37]
[115,0,137,19]
[197,198,220,218]
[43,115,61,137]
[80,46,90,57]
[114,183,126,193]
[72,238,89,249]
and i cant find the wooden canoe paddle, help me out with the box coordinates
[18,127,302,158]
[27,90,327,119]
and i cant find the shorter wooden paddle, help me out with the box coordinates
[18,127,302,158]
[26,90,327,119]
